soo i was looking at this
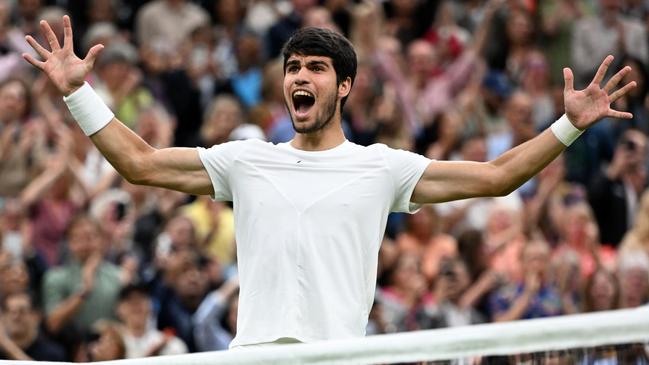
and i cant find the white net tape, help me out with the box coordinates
[3,306,649,365]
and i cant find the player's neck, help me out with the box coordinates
[291,121,347,151]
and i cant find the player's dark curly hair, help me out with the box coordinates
[282,27,357,108]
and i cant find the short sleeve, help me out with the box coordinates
[197,141,247,201]
[381,146,432,213]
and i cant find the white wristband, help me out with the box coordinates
[63,82,114,136]
[550,114,583,146]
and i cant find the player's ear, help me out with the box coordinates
[338,77,352,99]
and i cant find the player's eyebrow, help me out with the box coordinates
[306,60,329,69]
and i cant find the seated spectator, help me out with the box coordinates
[489,239,563,322]
[582,268,619,312]
[156,248,210,352]
[42,214,123,341]
[417,257,485,329]
[376,253,432,332]
[116,283,187,358]
[396,205,457,283]
[554,202,613,280]
[0,291,65,361]
[82,320,126,362]
[192,276,239,351]
[588,129,647,247]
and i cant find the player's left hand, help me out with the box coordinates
[563,55,636,129]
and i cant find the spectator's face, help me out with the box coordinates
[117,292,151,328]
[460,137,487,162]
[504,92,533,135]
[1,293,37,339]
[236,34,261,70]
[68,219,102,261]
[89,327,124,361]
[439,260,471,301]
[0,262,29,297]
[284,55,347,134]
[100,62,132,91]
[0,81,28,123]
[216,0,242,25]
[203,100,242,144]
[174,264,208,300]
[407,41,435,79]
[407,206,436,237]
[506,11,533,46]
[391,254,425,294]
[88,0,115,23]
[589,271,617,311]
[522,241,550,277]
[165,216,196,249]
[564,205,596,246]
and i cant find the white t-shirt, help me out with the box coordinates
[197,139,431,347]
[123,329,188,358]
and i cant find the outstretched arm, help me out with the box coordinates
[412,55,636,204]
[23,16,213,196]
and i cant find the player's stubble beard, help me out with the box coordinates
[289,89,338,134]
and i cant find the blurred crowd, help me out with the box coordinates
[1,0,649,362]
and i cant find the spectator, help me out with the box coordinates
[94,41,153,129]
[417,257,485,329]
[588,129,647,247]
[42,214,123,340]
[199,94,245,148]
[376,253,431,332]
[617,251,649,308]
[265,0,317,59]
[489,239,564,321]
[192,276,239,351]
[21,126,85,266]
[396,205,457,283]
[156,248,210,351]
[582,268,620,312]
[116,283,187,358]
[0,292,65,361]
[82,320,126,361]
[0,78,45,199]
[554,202,612,280]
[135,0,209,50]
[572,0,648,88]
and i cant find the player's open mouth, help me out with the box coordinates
[292,90,315,118]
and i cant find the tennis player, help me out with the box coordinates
[24,16,635,348]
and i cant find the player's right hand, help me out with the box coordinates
[22,15,103,96]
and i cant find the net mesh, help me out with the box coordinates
[4,306,648,365]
